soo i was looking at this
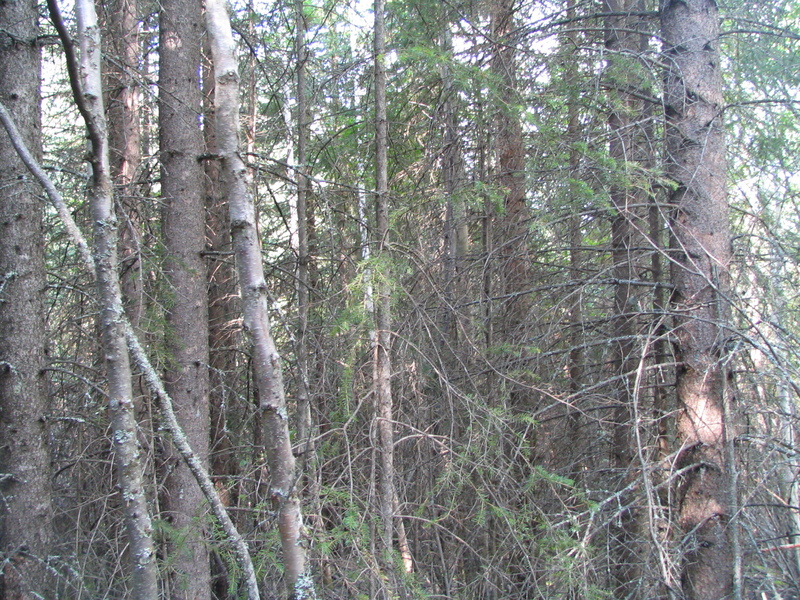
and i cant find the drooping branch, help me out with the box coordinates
[0,100,93,275]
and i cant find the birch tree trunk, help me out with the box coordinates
[661,1,734,598]
[204,1,316,597]
[67,0,158,595]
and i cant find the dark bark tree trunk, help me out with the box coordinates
[605,2,650,596]
[203,36,239,523]
[0,1,53,597]
[158,0,211,595]
[563,0,585,470]
[490,0,530,336]
[440,26,467,341]
[102,0,144,329]
[661,1,734,598]
[373,0,398,594]
[294,0,316,486]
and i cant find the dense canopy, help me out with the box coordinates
[1,0,799,599]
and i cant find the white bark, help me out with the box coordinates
[74,0,158,596]
[204,0,316,597]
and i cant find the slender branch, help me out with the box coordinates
[0,100,93,275]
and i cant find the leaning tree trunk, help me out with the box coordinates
[0,0,54,597]
[158,0,212,595]
[204,1,316,597]
[661,1,734,599]
[48,0,160,595]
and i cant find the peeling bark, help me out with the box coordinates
[67,0,158,595]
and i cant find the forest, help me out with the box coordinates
[1,0,799,598]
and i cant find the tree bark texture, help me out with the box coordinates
[71,0,159,595]
[605,2,650,596]
[4,7,264,599]
[102,0,144,328]
[661,1,734,598]
[159,0,211,595]
[0,1,53,596]
[204,1,315,597]
[373,0,398,593]
[202,36,240,520]
[490,0,530,336]
[294,0,315,480]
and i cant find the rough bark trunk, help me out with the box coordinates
[605,2,649,596]
[661,1,734,598]
[373,0,398,594]
[204,1,316,597]
[490,0,529,336]
[563,0,584,467]
[158,0,211,595]
[2,18,256,597]
[102,0,144,329]
[0,0,53,596]
[294,0,316,486]
[202,34,239,521]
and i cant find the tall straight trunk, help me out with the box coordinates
[158,0,211,595]
[661,2,734,598]
[204,1,315,597]
[0,0,53,597]
[490,0,529,336]
[563,0,585,476]
[373,0,397,593]
[203,37,239,523]
[102,0,143,328]
[605,1,649,595]
[49,0,159,595]
[294,0,315,478]
[440,27,468,344]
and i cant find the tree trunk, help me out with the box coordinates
[661,1,734,598]
[158,0,211,595]
[0,0,53,596]
[102,0,144,329]
[605,2,649,596]
[373,0,398,594]
[490,0,529,337]
[203,33,241,599]
[59,0,159,595]
[294,0,316,488]
[204,1,316,596]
